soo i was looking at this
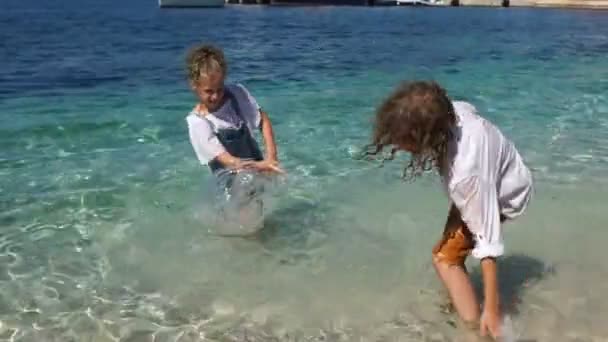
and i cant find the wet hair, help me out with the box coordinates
[186,44,227,83]
[364,80,456,181]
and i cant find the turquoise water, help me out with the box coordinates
[1,1,608,340]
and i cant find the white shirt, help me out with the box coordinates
[444,101,533,259]
[186,83,261,165]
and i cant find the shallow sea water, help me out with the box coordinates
[1,1,608,341]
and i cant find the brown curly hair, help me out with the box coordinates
[186,44,227,83]
[365,80,456,181]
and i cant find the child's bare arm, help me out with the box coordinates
[213,152,283,174]
[214,151,247,169]
[480,257,501,338]
[259,110,278,162]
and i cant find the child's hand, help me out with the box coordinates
[480,309,501,340]
[245,160,285,175]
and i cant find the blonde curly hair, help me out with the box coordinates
[186,44,227,83]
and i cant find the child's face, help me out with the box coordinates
[192,71,225,112]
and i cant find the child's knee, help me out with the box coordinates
[432,253,446,268]
[432,246,467,268]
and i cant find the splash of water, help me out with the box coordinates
[501,315,516,342]
[197,170,286,237]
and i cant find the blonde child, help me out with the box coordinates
[185,44,283,233]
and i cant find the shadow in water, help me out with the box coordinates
[470,254,554,316]
[256,200,322,242]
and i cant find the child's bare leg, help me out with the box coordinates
[433,258,480,324]
[432,205,480,325]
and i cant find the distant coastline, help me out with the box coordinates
[458,0,608,9]
[223,0,608,10]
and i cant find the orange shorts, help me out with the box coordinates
[432,223,475,266]
[432,206,506,266]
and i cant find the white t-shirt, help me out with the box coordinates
[444,101,533,260]
[186,83,262,165]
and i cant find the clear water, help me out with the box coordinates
[1,0,608,340]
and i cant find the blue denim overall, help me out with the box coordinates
[206,90,265,227]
